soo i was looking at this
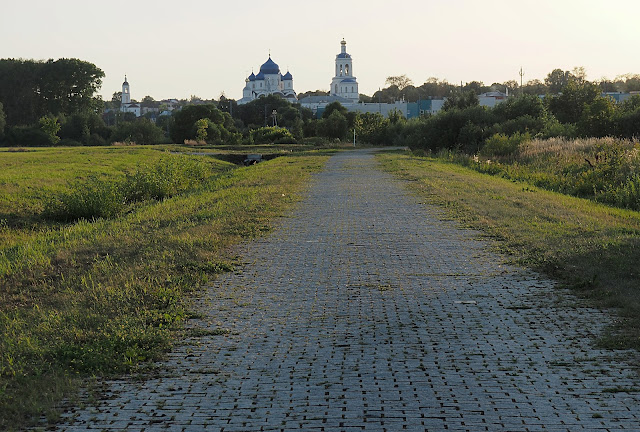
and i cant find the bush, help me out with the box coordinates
[318,111,349,140]
[616,108,640,139]
[355,112,390,145]
[491,115,546,136]
[59,112,110,145]
[123,155,210,202]
[601,174,640,209]
[3,126,54,147]
[250,126,296,144]
[44,175,125,221]
[493,94,546,121]
[57,138,83,147]
[44,156,211,221]
[402,106,495,152]
[481,132,531,157]
[110,118,164,145]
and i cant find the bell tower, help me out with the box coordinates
[330,39,359,103]
[122,75,131,105]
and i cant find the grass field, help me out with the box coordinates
[0,146,174,224]
[379,151,640,353]
[0,145,329,431]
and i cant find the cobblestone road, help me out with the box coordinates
[57,150,640,431]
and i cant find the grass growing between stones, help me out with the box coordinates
[0,147,328,430]
[378,151,640,354]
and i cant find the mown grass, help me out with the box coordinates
[378,151,640,353]
[0,146,328,430]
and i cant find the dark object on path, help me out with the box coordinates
[244,154,263,165]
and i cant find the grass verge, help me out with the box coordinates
[0,149,328,431]
[378,151,640,353]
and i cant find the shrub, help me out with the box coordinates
[59,112,110,145]
[123,155,210,202]
[355,112,390,145]
[491,115,546,136]
[39,116,61,144]
[44,156,211,221]
[3,126,54,147]
[318,111,348,140]
[481,132,531,157]
[602,174,640,209]
[110,118,164,145]
[44,175,125,221]
[250,126,296,144]
[57,138,83,147]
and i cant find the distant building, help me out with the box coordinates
[120,76,141,117]
[238,56,297,105]
[602,92,637,104]
[478,91,508,108]
[330,39,359,103]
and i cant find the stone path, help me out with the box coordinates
[57,150,640,431]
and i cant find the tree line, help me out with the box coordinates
[370,68,640,103]
[1,58,640,149]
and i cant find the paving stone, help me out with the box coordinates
[51,149,640,431]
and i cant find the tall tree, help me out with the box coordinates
[0,59,41,125]
[442,90,479,111]
[0,58,104,126]
[546,80,600,124]
[141,96,158,108]
[545,69,572,94]
[385,75,413,90]
[37,58,105,116]
[110,91,122,110]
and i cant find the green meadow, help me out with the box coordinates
[0,145,329,430]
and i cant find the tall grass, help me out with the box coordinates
[43,155,214,221]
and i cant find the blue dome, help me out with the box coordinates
[248,72,256,81]
[260,57,280,74]
[282,71,293,81]
[337,53,351,59]
[255,71,265,80]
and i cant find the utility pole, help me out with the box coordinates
[519,67,525,95]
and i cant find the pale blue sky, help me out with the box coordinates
[2,0,639,101]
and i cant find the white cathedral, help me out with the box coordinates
[238,39,359,105]
[238,56,297,105]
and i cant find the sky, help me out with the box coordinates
[2,0,640,102]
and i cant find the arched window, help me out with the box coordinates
[351,86,354,93]
[345,64,349,76]
[340,65,343,76]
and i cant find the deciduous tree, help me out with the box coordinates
[385,75,413,90]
